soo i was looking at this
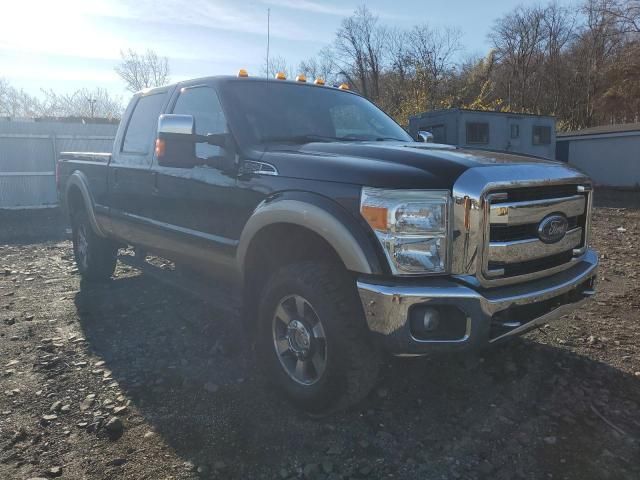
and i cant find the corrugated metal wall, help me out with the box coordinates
[560,134,640,188]
[0,120,118,208]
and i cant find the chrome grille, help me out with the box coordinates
[482,184,592,283]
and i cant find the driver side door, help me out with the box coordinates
[148,85,238,274]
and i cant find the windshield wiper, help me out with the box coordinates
[374,137,407,142]
[260,134,344,144]
[260,134,406,144]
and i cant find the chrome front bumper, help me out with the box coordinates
[357,249,598,355]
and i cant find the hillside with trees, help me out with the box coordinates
[298,0,640,130]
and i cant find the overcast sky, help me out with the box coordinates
[1,0,573,99]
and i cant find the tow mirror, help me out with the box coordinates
[156,114,197,168]
[417,131,434,143]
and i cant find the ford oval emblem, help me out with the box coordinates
[538,214,569,244]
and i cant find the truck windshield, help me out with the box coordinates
[219,81,412,146]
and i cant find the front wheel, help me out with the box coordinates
[71,208,118,281]
[258,262,380,412]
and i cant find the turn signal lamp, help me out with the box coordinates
[314,77,325,85]
[361,205,388,230]
[275,72,287,80]
[338,83,349,90]
[237,69,249,77]
[155,138,166,157]
[295,74,307,82]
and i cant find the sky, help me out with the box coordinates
[1,0,572,100]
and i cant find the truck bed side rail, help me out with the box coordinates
[59,152,111,163]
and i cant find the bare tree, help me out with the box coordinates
[407,25,463,109]
[333,5,387,99]
[539,3,576,114]
[602,0,640,34]
[115,49,170,92]
[298,47,336,83]
[0,78,123,119]
[39,88,123,119]
[490,5,546,111]
[262,54,292,78]
[0,79,42,117]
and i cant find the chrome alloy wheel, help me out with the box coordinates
[272,294,327,385]
[76,223,89,271]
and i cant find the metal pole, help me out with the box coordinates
[267,8,270,77]
[88,98,96,119]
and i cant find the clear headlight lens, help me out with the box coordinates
[360,188,450,275]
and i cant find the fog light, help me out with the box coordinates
[409,305,468,341]
[411,307,440,335]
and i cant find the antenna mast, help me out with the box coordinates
[266,8,271,77]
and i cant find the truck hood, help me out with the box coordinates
[254,141,565,189]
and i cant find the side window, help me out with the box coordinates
[121,93,166,156]
[172,87,227,159]
[510,124,520,139]
[532,125,551,145]
[466,122,489,145]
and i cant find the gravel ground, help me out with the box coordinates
[0,201,638,480]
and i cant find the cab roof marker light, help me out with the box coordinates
[314,77,325,85]
[338,83,349,90]
[275,72,287,80]
[295,74,306,82]
[237,69,249,77]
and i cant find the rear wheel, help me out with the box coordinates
[258,261,380,412]
[71,208,117,281]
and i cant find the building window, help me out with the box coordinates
[510,124,520,139]
[466,122,489,144]
[532,125,551,145]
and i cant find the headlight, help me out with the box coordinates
[360,188,450,275]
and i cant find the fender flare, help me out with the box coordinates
[65,171,106,237]
[237,196,381,280]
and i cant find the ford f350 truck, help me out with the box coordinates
[57,73,597,412]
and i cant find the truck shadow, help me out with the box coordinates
[74,271,640,480]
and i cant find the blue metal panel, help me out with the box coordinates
[0,120,118,208]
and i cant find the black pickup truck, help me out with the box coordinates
[57,74,598,411]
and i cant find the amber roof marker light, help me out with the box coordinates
[338,83,350,90]
[314,77,325,85]
[275,72,287,80]
[237,69,249,77]
[295,74,307,82]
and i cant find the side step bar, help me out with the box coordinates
[117,254,241,317]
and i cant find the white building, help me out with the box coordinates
[556,123,640,188]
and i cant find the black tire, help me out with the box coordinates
[257,261,380,412]
[71,208,118,282]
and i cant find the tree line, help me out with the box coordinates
[2,1,638,131]
[296,0,640,130]
[0,49,169,120]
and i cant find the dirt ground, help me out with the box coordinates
[0,193,638,480]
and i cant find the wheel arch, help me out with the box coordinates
[65,171,106,237]
[237,194,384,335]
[237,195,382,282]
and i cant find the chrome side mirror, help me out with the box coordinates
[158,114,195,136]
[417,131,434,143]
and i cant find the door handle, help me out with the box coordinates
[113,169,119,184]
[152,172,159,194]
